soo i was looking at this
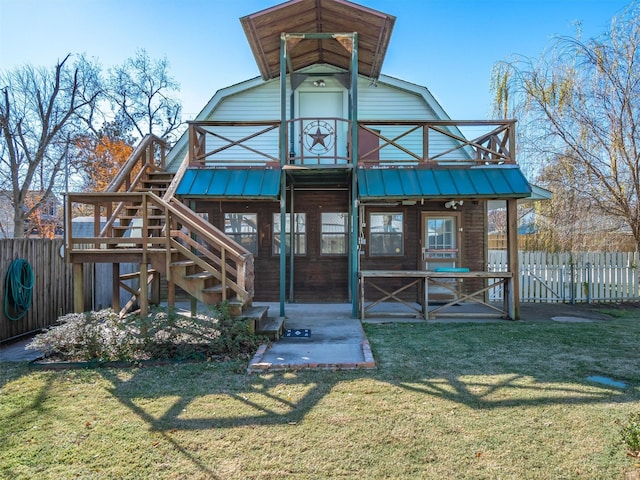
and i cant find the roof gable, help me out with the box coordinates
[240,0,395,80]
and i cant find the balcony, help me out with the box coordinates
[187,119,516,168]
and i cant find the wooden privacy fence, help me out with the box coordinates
[0,239,74,342]
[489,251,640,303]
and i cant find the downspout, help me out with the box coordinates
[279,34,288,317]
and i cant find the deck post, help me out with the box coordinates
[506,198,519,319]
[111,263,120,312]
[73,263,84,313]
[139,263,148,316]
[350,32,359,318]
[279,33,288,317]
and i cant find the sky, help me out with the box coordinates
[0,0,633,121]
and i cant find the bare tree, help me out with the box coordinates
[108,49,183,144]
[0,55,102,237]
[491,2,640,253]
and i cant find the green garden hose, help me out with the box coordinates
[4,258,34,321]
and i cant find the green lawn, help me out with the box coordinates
[1,308,639,479]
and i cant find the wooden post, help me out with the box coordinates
[73,263,84,313]
[167,280,175,309]
[112,263,120,312]
[139,263,148,316]
[506,198,519,319]
[150,273,160,305]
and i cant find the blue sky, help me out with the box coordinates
[0,0,632,121]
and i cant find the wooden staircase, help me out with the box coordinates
[65,134,264,324]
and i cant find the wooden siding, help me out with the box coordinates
[214,82,282,120]
[358,80,437,119]
[168,67,472,169]
[360,201,487,302]
[194,188,350,302]
[0,239,73,341]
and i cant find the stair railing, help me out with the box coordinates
[156,194,255,303]
[99,134,168,238]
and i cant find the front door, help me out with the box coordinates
[421,213,460,270]
[422,213,461,300]
[298,90,347,164]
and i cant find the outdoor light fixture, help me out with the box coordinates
[313,79,326,87]
[445,200,463,209]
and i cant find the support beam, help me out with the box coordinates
[350,33,359,318]
[112,263,120,313]
[73,263,84,313]
[139,263,149,316]
[279,33,288,317]
[506,198,520,319]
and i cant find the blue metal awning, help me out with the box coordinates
[358,166,532,199]
[176,168,281,199]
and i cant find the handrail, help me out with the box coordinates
[163,150,189,201]
[67,191,254,301]
[106,134,168,192]
[98,134,168,238]
[186,118,516,167]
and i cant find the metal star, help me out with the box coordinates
[308,127,330,148]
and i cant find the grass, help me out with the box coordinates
[1,308,639,479]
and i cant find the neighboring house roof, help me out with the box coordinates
[240,0,395,81]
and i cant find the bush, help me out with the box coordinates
[27,310,135,362]
[620,412,640,456]
[27,303,267,363]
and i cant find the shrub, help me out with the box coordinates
[620,412,640,456]
[27,309,136,362]
[27,303,267,363]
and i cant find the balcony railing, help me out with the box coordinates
[187,119,516,167]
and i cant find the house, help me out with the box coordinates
[0,190,62,238]
[66,0,532,322]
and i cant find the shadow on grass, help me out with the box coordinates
[88,313,640,477]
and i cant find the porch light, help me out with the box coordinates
[445,200,463,209]
[313,79,326,87]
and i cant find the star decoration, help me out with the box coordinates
[308,127,330,148]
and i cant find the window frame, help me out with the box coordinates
[272,212,307,256]
[320,212,348,256]
[369,212,404,257]
[224,213,258,256]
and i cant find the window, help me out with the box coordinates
[370,213,403,256]
[224,213,258,255]
[273,213,306,255]
[321,212,348,255]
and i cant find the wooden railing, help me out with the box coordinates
[65,192,254,304]
[106,134,168,192]
[186,119,516,167]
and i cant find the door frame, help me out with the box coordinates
[420,212,462,271]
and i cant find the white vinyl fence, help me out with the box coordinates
[488,251,639,303]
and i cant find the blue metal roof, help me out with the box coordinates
[358,166,531,199]
[176,168,281,198]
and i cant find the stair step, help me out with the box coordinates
[113,225,164,230]
[171,260,196,268]
[256,316,285,340]
[142,178,171,184]
[185,271,215,281]
[202,284,225,293]
[120,269,157,280]
[119,215,165,221]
